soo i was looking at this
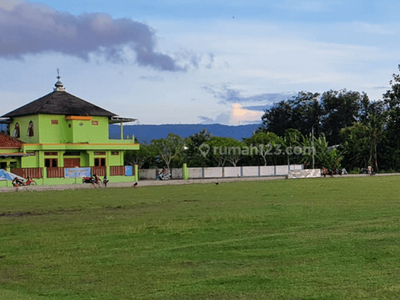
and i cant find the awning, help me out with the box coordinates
[109,116,137,124]
[0,152,30,157]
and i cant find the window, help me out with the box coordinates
[51,120,59,125]
[27,121,34,137]
[94,152,106,155]
[111,151,119,155]
[13,123,20,138]
[64,152,80,156]
[94,158,106,166]
[44,152,58,156]
[45,159,58,168]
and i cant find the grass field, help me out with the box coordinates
[1,176,400,299]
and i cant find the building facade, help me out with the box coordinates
[0,76,139,186]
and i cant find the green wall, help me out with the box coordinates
[10,115,110,144]
[38,115,69,143]
[21,152,38,168]
[68,117,109,143]
[10,115,39,144]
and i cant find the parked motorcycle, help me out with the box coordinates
[82,177,94,184]
[156,170,172,180]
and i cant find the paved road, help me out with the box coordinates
[1,173,399,193]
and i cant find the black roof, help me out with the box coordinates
[2,90,116,118]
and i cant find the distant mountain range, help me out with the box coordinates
[0,123,261,142]
[110,124,261,142]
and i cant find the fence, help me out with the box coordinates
[10,166,131,179]
[11,168,42,179]
[91,166,106,177]
[139,165,304,180]
[110,166,126,176]
[47,167,65,178]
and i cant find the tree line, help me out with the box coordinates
[126,65,400,173]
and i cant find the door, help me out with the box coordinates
[64,158,81,168]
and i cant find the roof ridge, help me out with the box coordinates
[32,90,58,114]
[1,90,117,118]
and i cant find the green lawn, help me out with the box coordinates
[1,176,400,299]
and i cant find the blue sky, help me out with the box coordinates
[1,0,400,125]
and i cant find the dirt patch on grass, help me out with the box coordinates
[0,208,83,218]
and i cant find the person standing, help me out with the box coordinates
[103,175,109,187]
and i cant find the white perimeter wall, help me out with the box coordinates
[224,167,241,177]
[260,166,275,176]
[140,165,304,180]
[242,166,259,177]
[188,168,203,178]
[204,167,223,178]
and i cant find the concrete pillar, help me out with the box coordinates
[59,151,65,167]
[87,151,94,166]
[42,167,47,185]
[183,163,189,180]
[134,164,139,182]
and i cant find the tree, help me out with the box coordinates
[260,99,295,137]
[244,131,280,166]
[282,129,303,166]
[186,129,212,167]
[320,89,362,145]
[260,92,322,137]
[125,143,156,169]
[207,137,244,167]
[383,64,400,170]
[340,124,371,170]
[152,133,186,170]
[311,134,343,169]
[364,102,386,172]
[341,100,386,171]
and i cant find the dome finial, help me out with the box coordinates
[54,68,65,91]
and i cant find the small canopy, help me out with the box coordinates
[109,116,137,124]
[0,169,25,181]
[0,153,29,157]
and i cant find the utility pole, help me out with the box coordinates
[312,125,315,169]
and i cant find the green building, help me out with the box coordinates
[0,76,139,186]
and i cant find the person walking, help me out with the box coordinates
[92,174,101,188]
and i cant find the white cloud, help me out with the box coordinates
[229,103,263,125]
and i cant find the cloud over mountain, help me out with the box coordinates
[0,0,192,71]
[203,83,296,104]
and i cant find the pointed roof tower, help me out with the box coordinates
[54,68,65,92]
